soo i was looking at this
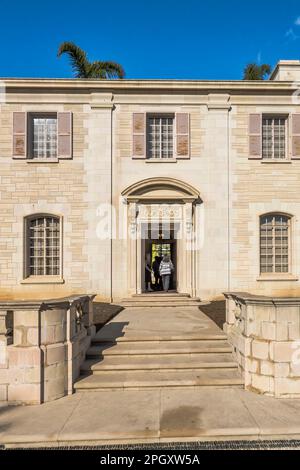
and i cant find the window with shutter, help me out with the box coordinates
[13,111,73,161]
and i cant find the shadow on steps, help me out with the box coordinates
[198,300,226,330]
[93,302,124,332]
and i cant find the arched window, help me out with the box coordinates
[260,213,291,274]
[26,215,61,277]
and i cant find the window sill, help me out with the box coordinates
[260,160,291,164]
[26,158,59,163]
[145,158,177,163]
[257,274,298,282]
[21,276,65,285]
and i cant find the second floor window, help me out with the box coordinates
[262,116,287,160]
[30,114,57,159]
[147,115,174,159]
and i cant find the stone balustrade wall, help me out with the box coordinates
[0,295,95,404]
[224,292,300,398]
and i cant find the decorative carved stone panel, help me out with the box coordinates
[137,204,183,221]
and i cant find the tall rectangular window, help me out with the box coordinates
[262,116,287,160]
[30,114,57,159]
[147,115,174,159]
[27,216,60,276]
[260,214,290,274]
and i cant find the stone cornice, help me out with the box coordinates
[0,294,96,311]
[1,78,299,95]
[224,292,300,306]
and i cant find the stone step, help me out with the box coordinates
[81,353,238,372]
[87,340,233,357]
[120,301,202,307]
[92,333,228,343]
[122,296,201,303]
[131,292,191,298]
[74,368,244,390]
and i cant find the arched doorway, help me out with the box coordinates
[122,177,201,297]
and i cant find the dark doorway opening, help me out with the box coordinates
[143,223,178,293]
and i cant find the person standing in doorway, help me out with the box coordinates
[159,255,174,292]
[145,260,153,292]
[152,256,162,291]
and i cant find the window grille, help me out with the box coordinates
[262,117,287,160]
[147,115,174,159]
[31,115,57,159]
[260,214,290,274]
[27,216,60,276]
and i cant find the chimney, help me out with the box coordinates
[269,60,300,81]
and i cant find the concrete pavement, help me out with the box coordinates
[2,388,300,447]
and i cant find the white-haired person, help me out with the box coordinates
[159,255,174,292]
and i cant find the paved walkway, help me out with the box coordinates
[2,388,300,447]
[92,305,228,342]
[1,306,300,447]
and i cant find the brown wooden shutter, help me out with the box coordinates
[291,114,300,159]
[249,114,262,159]
[13,112,27,159]
[132,113,146,158]
[176,113,190,158]
[57,112,72,159]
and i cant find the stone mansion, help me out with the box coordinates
[2,60,300,303]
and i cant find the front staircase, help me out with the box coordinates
[75,295,243,392]
[120,292,202,307]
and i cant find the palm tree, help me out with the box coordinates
[57,42,125,79]
[243,63,271,80]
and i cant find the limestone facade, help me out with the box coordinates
[1,61,300,301]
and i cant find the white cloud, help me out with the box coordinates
[257,51,262,64]
[295,17,300,25]
[285,28,299,41]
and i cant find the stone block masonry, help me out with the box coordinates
[224,292,300,398]
[0,295,95,405]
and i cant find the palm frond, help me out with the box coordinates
[243,63,260,80]
[243,62,271,80]
[90,61,125,79]
[260,64,271,78]
[57,42,90,78]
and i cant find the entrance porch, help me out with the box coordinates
[121,177,201,298]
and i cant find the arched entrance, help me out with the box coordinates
[122,177,201,297]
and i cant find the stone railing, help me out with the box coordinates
[0,295,96,405]
[224,292,300,398]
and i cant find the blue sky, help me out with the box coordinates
[1,0,300,80]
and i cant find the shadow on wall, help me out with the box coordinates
[199,301,226,330]
[93,302,124,332]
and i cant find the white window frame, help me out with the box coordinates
[259,213,292,275]
[24,214,63,279]
[262,115,289,160]
[28,113,58,160]
[146,113,175,160]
